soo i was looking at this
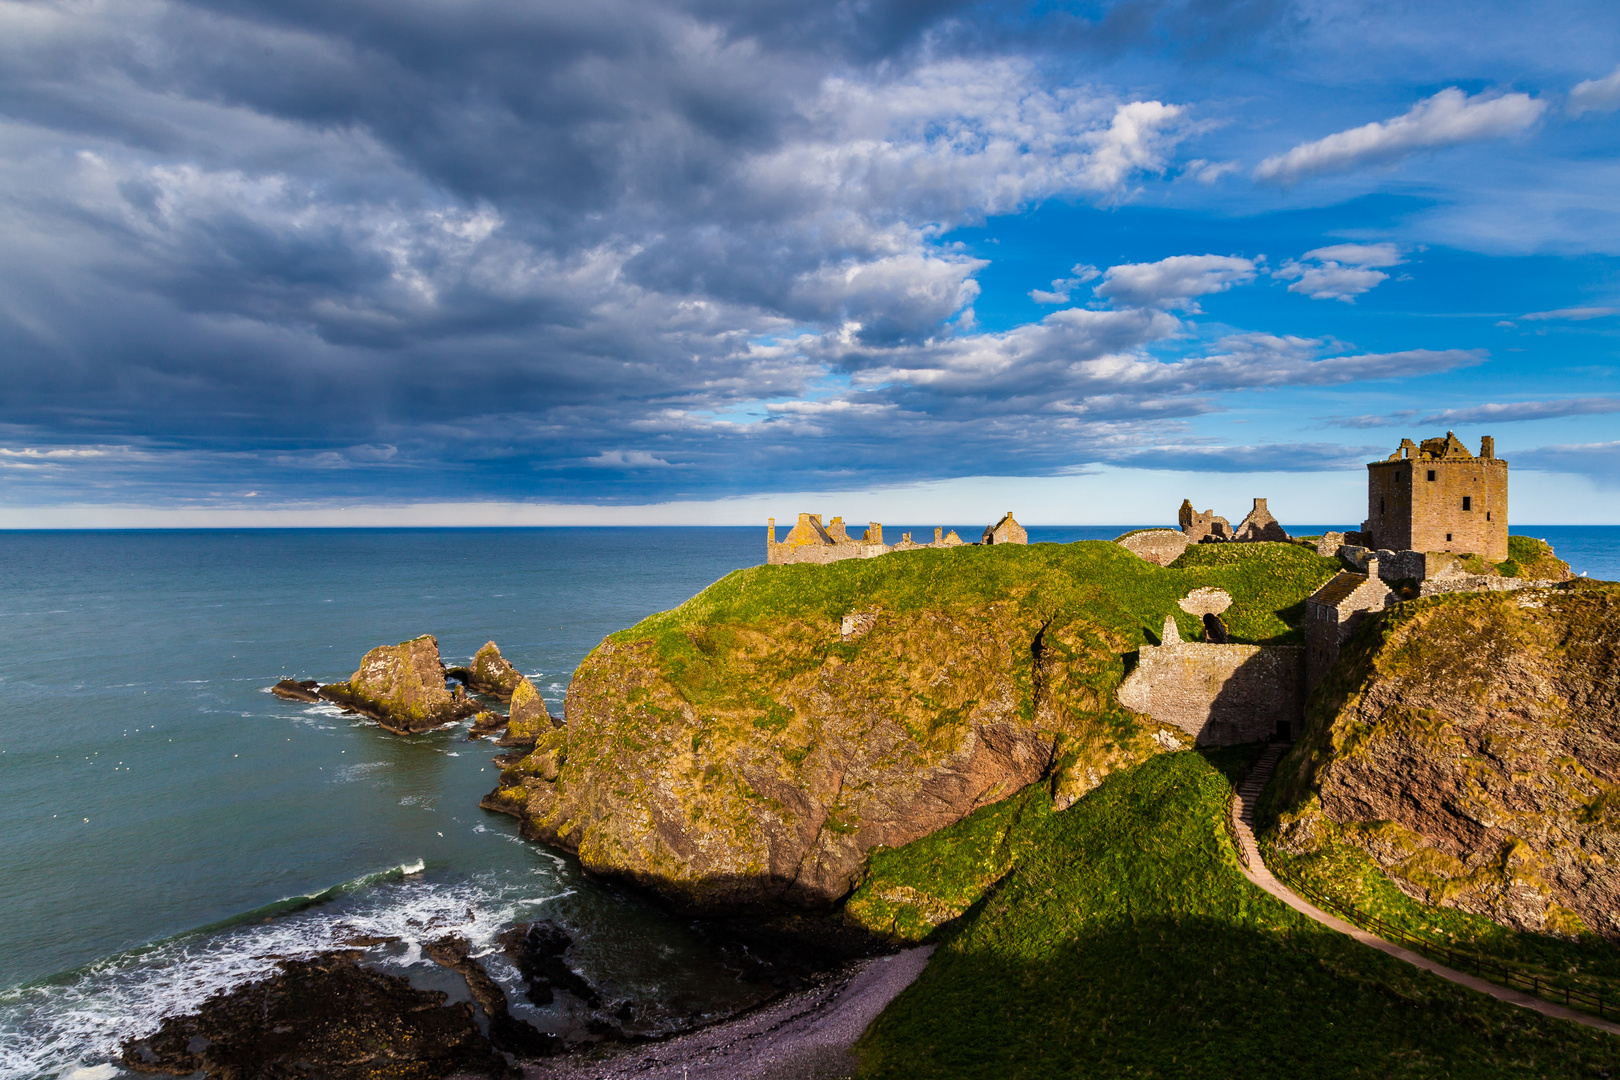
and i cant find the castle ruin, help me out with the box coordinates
[765,513,995,565]
[1362,432,1507,562]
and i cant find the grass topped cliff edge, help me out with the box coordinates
[483,539,1340,911]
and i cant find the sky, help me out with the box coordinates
[2,0,1619,527]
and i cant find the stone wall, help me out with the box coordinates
[1117,529,1189,566]
[1364,433,1508,562]
[1117,617,1305,745]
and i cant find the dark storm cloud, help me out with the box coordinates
[0,0,1489,505]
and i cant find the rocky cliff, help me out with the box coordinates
[1267,582,1620,939]
[320,634,481,734]
[484,540,1340,912]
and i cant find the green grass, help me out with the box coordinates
[615,539,1341,652]
[1263,834,1620,992]
[845,783,1057,941]
[857,752,1620,1079]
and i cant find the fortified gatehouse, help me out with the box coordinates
[1362,432,1507,562]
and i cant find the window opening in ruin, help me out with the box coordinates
[1487,511,1492,521]
[1380,497,1385,514]
[1427,470,1436,481]
[1446,533,1453,542]
[1463,496,1472,511]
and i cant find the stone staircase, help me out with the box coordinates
[1229,742,1287,869]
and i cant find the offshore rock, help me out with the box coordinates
[451,641,526,699]
[485,603,1158,911]
[1270,583,1620,939]
[119,953,509,1079]
[497,676,557,747]
[319,634,481,734]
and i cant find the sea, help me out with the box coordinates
[1,524,1615,1079]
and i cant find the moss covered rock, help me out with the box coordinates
[498,676,556,746]
[459,640,524,699]
[485,541,1339,912]
[319,635,480,734]
[1267,582,1620,939]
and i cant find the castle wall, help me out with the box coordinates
[1117,619,1304,744]
[1365,445,1508,562]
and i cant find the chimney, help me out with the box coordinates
[935,527,943,542]
[768,517,776,544]
[1253,498,1267,512]
[1480,435,1495,459]
[1365,556,1380,581]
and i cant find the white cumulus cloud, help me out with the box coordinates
[1570,65,1620,116]
[1254,88,1546,184]
[1274,242,1403,302]
[1093,254,1256,311]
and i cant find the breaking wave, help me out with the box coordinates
[0,862,565,1080]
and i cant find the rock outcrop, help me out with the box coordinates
[1269,583,1620,939]
[499,676,557,746]
[451,641,526,699]
[269,678,321,703]
[120,954,509,1079]
[484,604,1161,911]
[319,635,481,734]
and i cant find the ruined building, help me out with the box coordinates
[1178,498,1290,544]
[766,514,978,565]
[1304,557,1398,690]
[982,512,1028,545]
[1362,432,1507,562]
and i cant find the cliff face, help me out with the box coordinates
[484,541,1341,912]
[1269,583,1620,939]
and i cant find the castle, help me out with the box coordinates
[1361,432,1507,562]
[1120,432,1568,744]
[765,512,1018,565]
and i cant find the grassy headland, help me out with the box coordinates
[856,751,1620,1078]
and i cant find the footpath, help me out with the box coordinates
[1230,743,1620,1037]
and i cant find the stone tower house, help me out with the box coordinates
[1362,433,1507,562]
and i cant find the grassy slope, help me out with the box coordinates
[615,539,1340,652]
[857,752,1620,1079]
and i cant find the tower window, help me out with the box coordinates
[1427,470,1436,481]
[1380,497,1385,514]
[1446,533,1453,542]
[1462,496,1472,511]
[1487,511,1492,521]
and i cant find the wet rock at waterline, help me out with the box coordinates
[119,953,511,1079]
[425,934,560,1057]
[498,921,604,1011]
[269,678,321,703]
[318,634,482,734]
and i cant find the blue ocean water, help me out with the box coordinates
[0,524,1613,1078]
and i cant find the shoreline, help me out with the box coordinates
[519,946,934,1080]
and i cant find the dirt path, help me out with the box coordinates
[523,946,934,1080]
[1232,744,1620,1037]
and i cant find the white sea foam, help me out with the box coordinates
[0,867,564,1080]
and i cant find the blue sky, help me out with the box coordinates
[1,0,1618,525]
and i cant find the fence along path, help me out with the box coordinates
[1228,743,1620,1037]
